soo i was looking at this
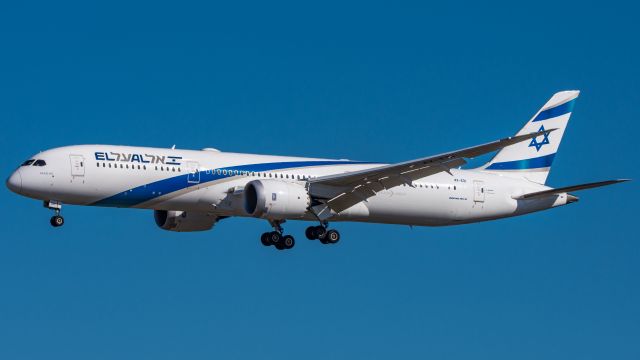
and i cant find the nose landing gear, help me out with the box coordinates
[44,200,64,228]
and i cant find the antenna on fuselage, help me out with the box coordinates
[171,145,176,149]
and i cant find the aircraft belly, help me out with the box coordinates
[347,180,518,226]
[358,187,462,226]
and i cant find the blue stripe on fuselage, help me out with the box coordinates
[532,99,575,122]
[485,153,556,170]
[92,160,374,207]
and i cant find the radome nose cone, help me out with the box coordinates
[6,169,22,194]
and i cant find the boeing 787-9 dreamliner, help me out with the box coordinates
[6,91,629,250]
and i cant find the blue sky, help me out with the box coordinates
[1,1,638,359]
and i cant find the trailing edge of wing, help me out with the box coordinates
[512,179,630,200]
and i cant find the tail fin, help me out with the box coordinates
[480,90,580,184]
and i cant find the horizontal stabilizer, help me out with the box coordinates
[513,179,630,200]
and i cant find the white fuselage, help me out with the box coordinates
[7,145,571,227]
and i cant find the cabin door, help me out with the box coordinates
[70,155,85,177]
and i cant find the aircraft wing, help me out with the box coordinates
[512,179,630,200]
[308,129,555,217]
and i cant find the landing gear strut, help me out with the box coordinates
[260,220,295,250]
[305,222,340,245]
[44,200,64,228]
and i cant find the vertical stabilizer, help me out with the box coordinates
[480,90,579,184]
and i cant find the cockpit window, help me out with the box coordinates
[21,159,35,166]
[33,160,47,166]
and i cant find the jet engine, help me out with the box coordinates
[243,180,310,219]
[154,210,219,232]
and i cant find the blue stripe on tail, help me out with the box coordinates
[485,153,556,170]
[532,99,575,122]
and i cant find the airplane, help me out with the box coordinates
[5,90,629,250]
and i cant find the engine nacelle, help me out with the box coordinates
[154,210,219,232]
[244,180,310,219]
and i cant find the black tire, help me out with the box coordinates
[260,232,272,246]
[314,226,327,239]
[50,215,64,227]
[325,229,340,244]
[283,235,295,249]
[274,242,286,250]
[269,231,282,245]
[305,226,317,240]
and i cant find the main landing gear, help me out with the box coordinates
[260,220,341,251]
[260,220,295,251]
[305,223,340,245]
[45,200,64,228]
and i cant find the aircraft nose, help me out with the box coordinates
[6,169,22,194]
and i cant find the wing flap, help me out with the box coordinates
[324,158,467,213]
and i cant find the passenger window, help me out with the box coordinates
[33,160,47,166]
